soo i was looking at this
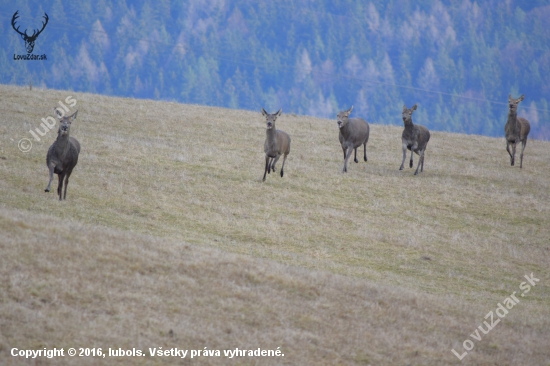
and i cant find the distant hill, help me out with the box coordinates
[1,0,549,139]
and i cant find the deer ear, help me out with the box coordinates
[519,95,525,101]
[261,108,268,117]
[68,110,78,121]
[508,94,513,101]
[403,104,407,111]
[412,104,418,111]
[348,105,354,115]
[276,108,282,116]
[54,107,64,118]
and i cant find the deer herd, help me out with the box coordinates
[44,94,531,198]
[260,93,530,182]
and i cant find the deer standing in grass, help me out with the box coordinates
[399,104,430,175]
[337,106,370,173]
[45,109,81,200]
[505,94,530,168]
[262,108,291,182]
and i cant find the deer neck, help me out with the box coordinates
[339,120,356,139]
[403,118,414,130]
[506,109,518,126]
[55,131,71,156]
[266,127,277,141]
[505,110,519,136]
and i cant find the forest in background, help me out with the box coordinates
[1,0,549,139]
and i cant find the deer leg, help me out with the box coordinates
[421,151,425,172]
[343,146,353,173]
[57,173,64,201]
[409,150,414,168]
[363,142,368,162]
[280,154,288,178]
[63,170,72,200]
[520,139,527,168]
[354,148,358,163]
[511,142,517,166]
[414,150,424,175]
[506,141,513,164]
[263,155,270,182]
[342,148,346,160]
[63,176,69,200]
[268,157,273,174]
[271,154,281,173]
[399,143,407,170]
[45,164,55,192]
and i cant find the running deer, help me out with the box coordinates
[399,104,430,175]
[505,94,530,168]
[337,106,370,173]
[45,109,81,200]
[262,108,291,182]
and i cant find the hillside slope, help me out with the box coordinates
[0,84,549,365]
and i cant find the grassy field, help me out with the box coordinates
[0,83,549,365]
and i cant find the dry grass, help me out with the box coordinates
[0,84,549,365]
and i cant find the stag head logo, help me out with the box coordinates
[11,10,49,54]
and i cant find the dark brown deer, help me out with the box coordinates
[505,94,530,168]
[262,108,291,182]
[399,104,430,175]
[337,106,370,173]
[45,109,81,200]
[11,11,49,54]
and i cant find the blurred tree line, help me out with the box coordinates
[1,0,549,139]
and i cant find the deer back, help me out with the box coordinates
[70,136,81,155]
[415,125,430,151]
[517,117,531,140]
[276,130,291,155]
[340,118,369,148]
[66,136,81,169]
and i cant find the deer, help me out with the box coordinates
[45,109,81,200]
[262,108,291,182]
[337,106,370,173]
[11,11,49,54]
[399,104,430,175]
[505,94,530,168]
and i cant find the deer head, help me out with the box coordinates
[402,104,418,123]
[337,106,354,129]
[12,11,49,54]
[508,94,525,114]
[55,108,78,137]
[262,108,282,130]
